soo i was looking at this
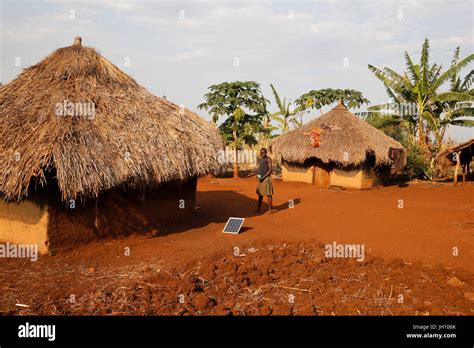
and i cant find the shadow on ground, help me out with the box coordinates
[153,190,301,238]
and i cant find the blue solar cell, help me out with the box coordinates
[222,217,245,234]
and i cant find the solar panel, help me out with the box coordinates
[222,217,245,234]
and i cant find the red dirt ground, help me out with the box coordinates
[0,177,473,315]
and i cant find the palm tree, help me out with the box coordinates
[368,39,473,148]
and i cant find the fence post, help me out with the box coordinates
[454,151,460,185]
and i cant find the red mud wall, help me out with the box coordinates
[46,177,197,252]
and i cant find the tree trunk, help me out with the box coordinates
[233,130,239,179]
[454,151,461,185]
[417,102,425,147]
[417,118,425,146]
[233,149,239,178]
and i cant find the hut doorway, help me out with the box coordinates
[311,159,331,188]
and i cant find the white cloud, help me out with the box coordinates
[101,0,138,12]
[176,50,206,61]
[1,0,473,141]
[126,14,170,26]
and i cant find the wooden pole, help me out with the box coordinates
[233,146,239,179]
[454,151,461,185]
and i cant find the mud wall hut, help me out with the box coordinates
[0,37,223,254]
[271,102,406,189]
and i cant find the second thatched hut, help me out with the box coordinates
[271,102,405,189]
[435,138,473,184]
[0,37,223,254]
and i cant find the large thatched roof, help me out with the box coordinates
[0,37,223,201]
[271,102,405,168]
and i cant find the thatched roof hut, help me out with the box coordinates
[0,37,223,202]
[0,37,223,253]
[271,102,405,189]
[435,138,474,168]
[435,138,473,183]
[272,102,404,167]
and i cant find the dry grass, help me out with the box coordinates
[0,37,223,201]
[271,103,405,169]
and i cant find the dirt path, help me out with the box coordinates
[5,177,472,272]
[189,178,474,271]
[53,177,471,272]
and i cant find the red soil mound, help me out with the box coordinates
[2,241,473,316]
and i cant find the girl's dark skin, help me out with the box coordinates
[256,149,274,213]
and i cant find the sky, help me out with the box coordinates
[1,0,473,141]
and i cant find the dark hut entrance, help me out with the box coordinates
[0,166,198,254]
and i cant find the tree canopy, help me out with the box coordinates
[295,88,370,111]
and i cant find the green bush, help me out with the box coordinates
[403,143,432,180]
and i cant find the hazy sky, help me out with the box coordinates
[1,0,473,141]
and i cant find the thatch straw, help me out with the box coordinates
[0,37,223,201]
[271,102,405,168]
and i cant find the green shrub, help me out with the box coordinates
[404,143,432,180]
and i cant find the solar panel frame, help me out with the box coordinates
[222,217,245,234]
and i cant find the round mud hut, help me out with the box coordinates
[0,37,223,254]
[271,102,406,189]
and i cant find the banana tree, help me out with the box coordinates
[368,39,474,148]
[429,47,474,150]
[258,111,278,148]
[269,83,301,133]
[425,50,473,176]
